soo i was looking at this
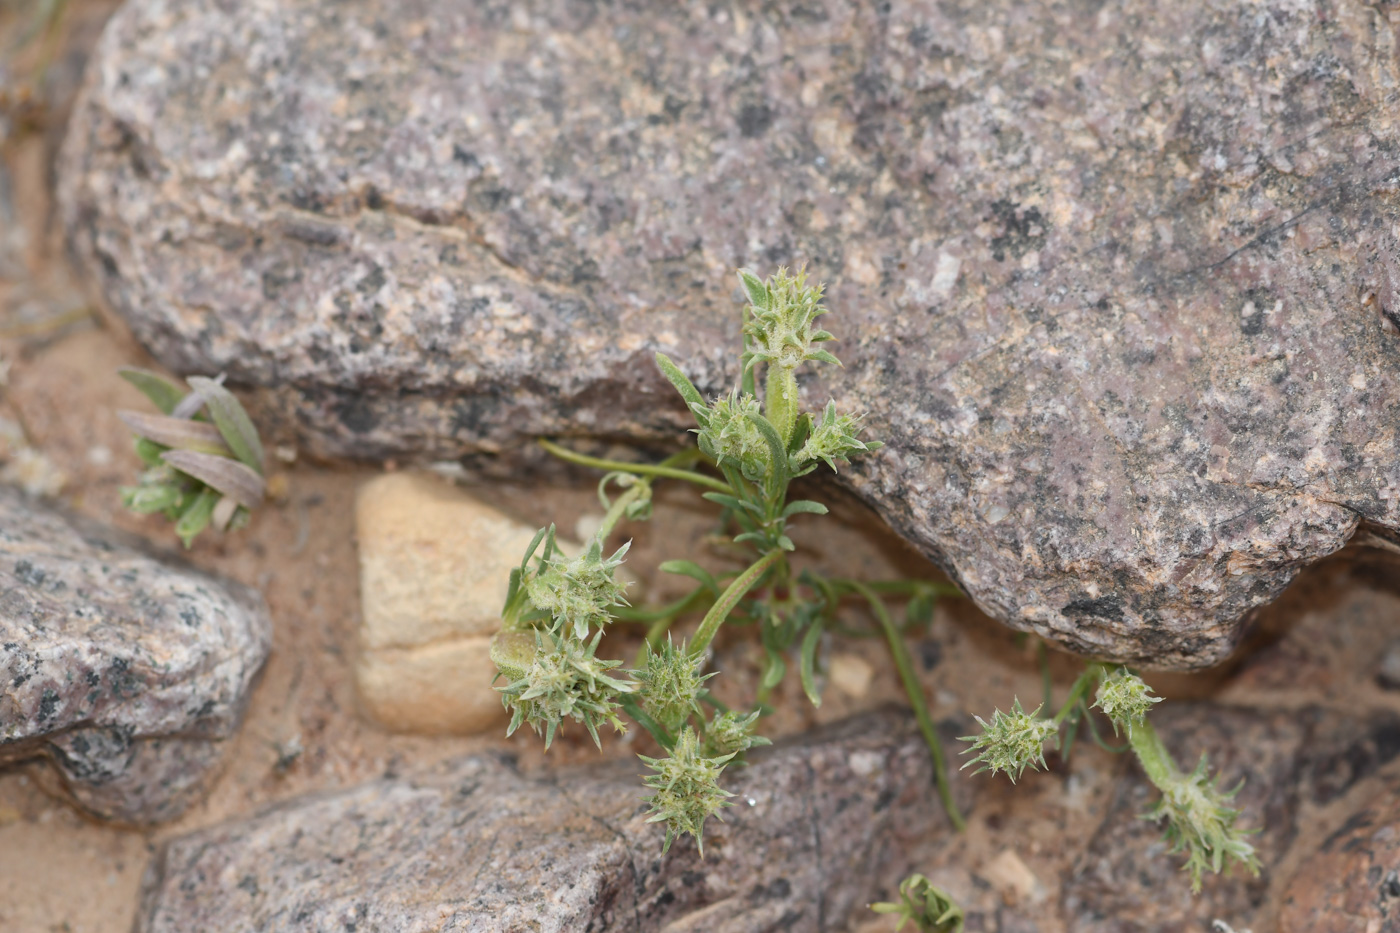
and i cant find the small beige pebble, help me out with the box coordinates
[829,653,874,698]
[977,848,1046,906]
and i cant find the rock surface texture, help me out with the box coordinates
[60,0,1400,668]
[354,471,528,735]
[134,709,952,932]
[1279,778,1400,933]
[0,485,271,822]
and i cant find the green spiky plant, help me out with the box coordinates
[961,661,1260,892]
[490,268,965,854]
[116,368,266,546]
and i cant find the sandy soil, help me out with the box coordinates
[3,4,1400,933]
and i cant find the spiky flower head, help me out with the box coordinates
[632,636,714,734]
[1093,667,1162,737]
[702,709,772,760]
[492,628,632,750]
[1147,754,1261,892]
[640,726,734,855]
[694,389,770,483]
[959,698,1058,783]
[525,538,631,640]
[869,874,965,933]
[738,267,839,373]
[794,400,881,474]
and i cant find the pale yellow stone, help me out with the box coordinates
[977,848,1046,905]
[355,636,505,735]
[828,653,874,699]
[356,472,539,649]
[354,472,540,734]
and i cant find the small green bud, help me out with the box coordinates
[1093,667,1162,736]
[631,636,714,734]
[701,709,771,760]
[640,726,734,855]
[1148,754,1261,892]
[495,629,632,749]
[959,698,1058,783]
[738,267,839,373]
[694,390,770,482]
[794,400,881,473]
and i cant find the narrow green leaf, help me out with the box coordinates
[800,621,824,708]
[807,348,842,367]
[777,534,796,552]
[175,488,219,548]
[743,410,790,489]
[118,367,187,415]
[781,499,829,519]
[760,647,786,690]
[701,491,763,515]
[737,269,768,308]
[186,377,265,474]
[520,527,548,572]
[658,560,720,595]
[654,353,706,412]
[620,694,676,751]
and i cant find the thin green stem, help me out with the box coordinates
[539,439,729,493]
[686,550,783,661]
[1127,716,1178,788]
[595,482,648,543]
[1051,664,1105,726]
[846,579,965,832]
[765,364,799,445]
[612,587,711,624]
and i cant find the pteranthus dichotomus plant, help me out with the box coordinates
[489,267,964,854]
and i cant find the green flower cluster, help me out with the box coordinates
[958,699,1057,783]
[491,629,631,748]
[640,727,735,855]
[702,709,771,759]
[633,637,713,734]
[1149,754,1260,892]
[1093,667,1162,737]
[525,539,631,640]
[738,267,839,373]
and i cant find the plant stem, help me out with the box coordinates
[595,482,648,543]
[1127,717,1178,788]
[847,579,966,832]
[612,586,711,624]
[765,364,799,444]
[539,439,729,493]
[1051,665,1104,726]
[686,550,782,661]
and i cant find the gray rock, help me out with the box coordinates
[0,485,271,822]
[134,709,958,932]
[60,0,1400,668]
[1063,706,1400,932]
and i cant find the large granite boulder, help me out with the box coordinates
[60,0,1400,668]
[0,485,271,822]
[134,709,957,932]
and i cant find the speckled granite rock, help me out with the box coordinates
[0,485,271,822]
[1063,706,1400,932]
[135,709,958,932]
[1279,778,1400,933]
[60,0,1400,668]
